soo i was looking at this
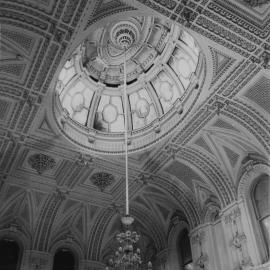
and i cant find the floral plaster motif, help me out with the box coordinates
[90,172,115,192]
[28,153,56,175]
[196,253,208,269]
[224,207,241,224]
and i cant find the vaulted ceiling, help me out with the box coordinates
[0,0,269,264]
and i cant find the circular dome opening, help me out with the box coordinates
[54,16,203,154]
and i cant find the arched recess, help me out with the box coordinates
[238,163,270,263]
[203,195,221,223]
[0,229,27,270]
[149,178,201,228]
[0,224,31,251]
[175,147,236,207]
[130,205,167,252]
[0,238,21,270]
[49,238,83,268]
[167,212,193,270]
[52,248,77,270]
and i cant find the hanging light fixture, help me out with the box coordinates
[105,24,152,270]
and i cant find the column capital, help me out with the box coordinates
[220,202,241,224]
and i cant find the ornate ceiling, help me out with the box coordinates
[55,16,202,153]
[0,0,270,265]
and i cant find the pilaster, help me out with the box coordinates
[190,225,209,270]
[221,202,253,270]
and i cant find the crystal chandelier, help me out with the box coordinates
[106,26,152,270]
[108,226,142,269]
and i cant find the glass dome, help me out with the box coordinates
[54,16,203,154]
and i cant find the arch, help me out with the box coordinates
[177,228,193,269]
[237,163,270,200]
[130,204,167,252]
[152,177,201,228]
[0,227,30,270]
[252,175,270,256]
[52,248,77,270]
[0,228,30,250]
[0,236,22,270]
[237,163,270,262]
[174,147,236,207]
[168,214,192,270]
[49,239,83,265]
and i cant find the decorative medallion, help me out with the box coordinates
[28,153,56,175]
[110,21,139,49]
[90,172,115,192]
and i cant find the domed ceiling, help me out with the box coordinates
[54,16,203,154]
[1,0,270,268]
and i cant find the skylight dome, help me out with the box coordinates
[54,16,204,154]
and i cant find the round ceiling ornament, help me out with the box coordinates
[110,21,140,50]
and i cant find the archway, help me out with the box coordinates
[53,248,76,270]
[0,238,21,270]
[177,228,193,270]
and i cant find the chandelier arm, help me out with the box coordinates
[123,48,129,216]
